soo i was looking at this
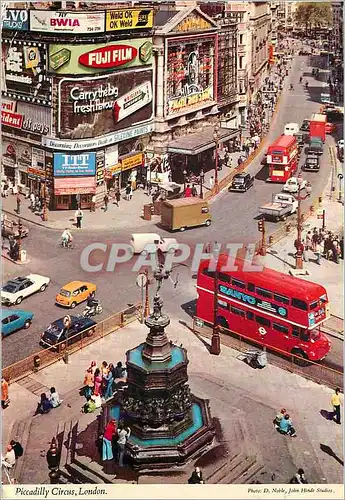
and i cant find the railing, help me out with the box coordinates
[192,317,343,390]
[2,304,141,384]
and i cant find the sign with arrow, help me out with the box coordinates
[113,80,152,123]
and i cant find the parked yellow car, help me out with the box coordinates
[55,281,97,308]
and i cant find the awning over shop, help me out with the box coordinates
[167,126,240,156]
[54,177,96,195]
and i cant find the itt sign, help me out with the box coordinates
[53,152,96,176]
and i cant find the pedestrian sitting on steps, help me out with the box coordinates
[279,413,297,437]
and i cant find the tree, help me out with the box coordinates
[294,2,332,34]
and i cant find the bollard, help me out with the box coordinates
[268,235,274,245]
[33,355,40,371]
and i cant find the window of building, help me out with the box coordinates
[239,34,243,45]
[255,315,271,327]
[256,287,273,299]
[231,306,245,317]
[273,322,289,334]
[291,298,308,311]
[231,278,246,289]
[239,56,244,69]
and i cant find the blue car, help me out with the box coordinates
[1,308,34,337]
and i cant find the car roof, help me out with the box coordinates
[0,308,32,320]
[60,281,95,291]
[51,315,96,328]
[234,173,249,179]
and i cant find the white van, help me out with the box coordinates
[284,123,299,136]
[130,233,178,254]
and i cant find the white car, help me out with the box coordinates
[282,177,307,194]
[1,274,50,306]
[130,233,178,255]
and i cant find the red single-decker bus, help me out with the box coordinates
[196,255,331,362]
[266,135,299,183]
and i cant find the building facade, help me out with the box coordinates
[249,2,271,93]
[149,6,239,183]
[277,1,298,31]
[1,4,154,210]
[331,1,343,56]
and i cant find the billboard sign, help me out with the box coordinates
[106,9,153,31]
[53,153,96,177]
[1,100,51,136]
[30,10,105,34]
[48,39,153,74]
[58,69,153,140]
[166,39,215,117]
[2,39,52,106]
[2,9,29,31]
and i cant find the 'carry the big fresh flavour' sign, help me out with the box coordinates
[30,11,105,34]
[48,40,153,75]
[2,9,29,31]
[58,69,153,140]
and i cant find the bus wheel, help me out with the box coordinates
[218,317,229,329]
[291,349,310,367]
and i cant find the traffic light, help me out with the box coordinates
[258,219,264,233]
[18,219,22,237]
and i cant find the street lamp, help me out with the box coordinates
[210,263,221,355]
[42,179,48,222]
[199,169,205,199]
[213,123,220,193]
[295,175,312,270]
[183,169,187,193]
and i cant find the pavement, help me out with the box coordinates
[2,316,343,485]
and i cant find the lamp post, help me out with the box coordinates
[295,175,312,270]
[42,179,48,222]
[210,265,221,355]
[199,169,205,199]
[213,123,220,193]
[183,169,187,194]
[17,218,22,261]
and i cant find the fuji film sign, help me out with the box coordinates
[79,45,137,69]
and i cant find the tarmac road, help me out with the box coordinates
[2,54,343,369]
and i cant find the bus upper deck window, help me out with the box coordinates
[291,298,308,310]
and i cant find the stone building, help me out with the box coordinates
[148,5,240,183]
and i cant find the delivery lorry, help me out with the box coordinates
[258,193,298,222]
[161,198,211,231]
[309,113,326,142]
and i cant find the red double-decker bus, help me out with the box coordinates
[196,255,331,362]
[266,135,299,183]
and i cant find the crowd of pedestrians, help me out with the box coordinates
[296,227,344,264]
[82,360,127,412]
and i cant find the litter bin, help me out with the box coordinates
[20,249,27,262]
[143,204,152,221]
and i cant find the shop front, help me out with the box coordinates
[53,152,97,209]
[105,152,145,190]
[54,177,96,210]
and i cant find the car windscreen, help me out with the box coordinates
[233,177,245,184]
[59,289,71,297]
[2,284,17,293]
[45,323,63,337]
